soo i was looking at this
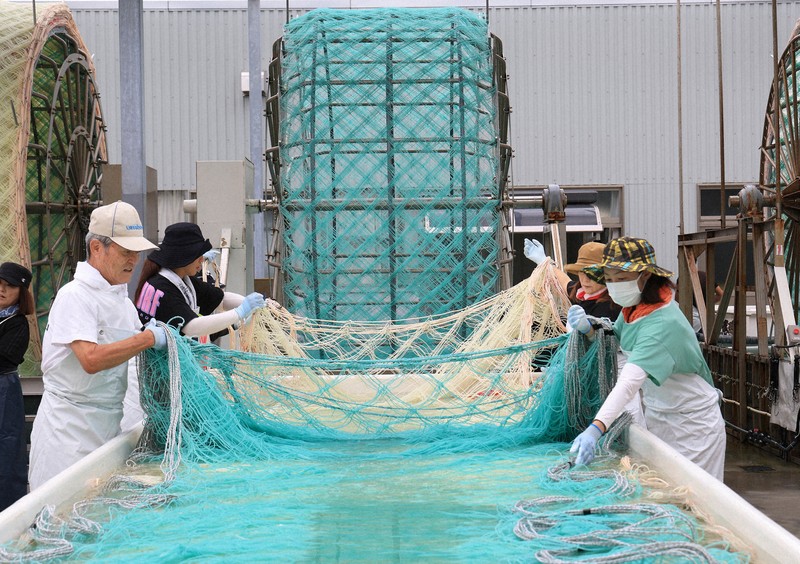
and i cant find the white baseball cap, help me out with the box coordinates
[89,201,159,252]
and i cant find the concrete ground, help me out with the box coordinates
[724,438,800,538]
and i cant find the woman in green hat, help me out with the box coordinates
[567,237,726,481]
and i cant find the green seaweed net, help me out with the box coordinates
[277,8,502,322]
[0,323,750,562]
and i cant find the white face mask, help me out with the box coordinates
[606,275,643,307]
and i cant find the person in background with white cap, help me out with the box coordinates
[28,201,167,491]
[567,237,725,480]
[0,262,34,510]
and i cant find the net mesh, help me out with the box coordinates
[0,1,105,375]
[0,1,37,371]
[0,2,32,267]
[0,268,750,561]
[137,264,572,454]
[278,8,502,322]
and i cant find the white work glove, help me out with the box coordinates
[203,249,220,262]
[145,319,167,350]
[566,304,595,335]
[235,292,266,320]
[523,238,548,265]
[570,423,604,466]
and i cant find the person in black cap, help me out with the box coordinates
[126,223,271,430]
[133,222,268,341]
[0,261,34,509]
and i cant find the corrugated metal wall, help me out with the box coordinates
[70,1,800,272]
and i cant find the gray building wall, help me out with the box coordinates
[67,1,800,273]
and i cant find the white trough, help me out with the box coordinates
[1,423,799,562]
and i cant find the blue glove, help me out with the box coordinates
[523,238,548,265]
[145,319,167,350]
[235,292,266,319]
[566,304,594,335]
[570,423,604,466]
[203,249,220,262]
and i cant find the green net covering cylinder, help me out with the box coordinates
[277,8,502,322]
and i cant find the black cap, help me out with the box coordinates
[0,262,32,288]
[147,223,213,269]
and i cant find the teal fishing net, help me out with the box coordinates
[277,8,502,322]
[0,270,751,561]
[4,442,750,563]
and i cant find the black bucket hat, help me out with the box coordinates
[148,223,212,269]
[0,262,32,288]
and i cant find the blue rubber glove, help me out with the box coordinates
[567,304,594,335]
[203,249,220,262]
[570,423,604,466]
[235,292,266,319]
[145,319,167,350]
[523,238,548,265]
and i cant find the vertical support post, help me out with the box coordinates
[735,221,748,431]
[546,223,566,270]
[118,0,147,225]
[705,242,716,343]
[248,0,266,279]
[751,222,770,356]
[677,244,693,324]
[772,0,784,266]
[118,0,149,299]
[676,0,685,235]
[715,0,727,230]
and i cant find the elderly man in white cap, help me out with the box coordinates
[29,201,167,491]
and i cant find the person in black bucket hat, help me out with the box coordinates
[566,237,726,481]
[126,222,276,430]
[133,222,271,342]
[0,261,34,509]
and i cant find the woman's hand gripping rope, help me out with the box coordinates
[570,423,604,466]
[235,292,267,322]
[566,305,594,335]
[566,305,614,338]
[145,319,168,350]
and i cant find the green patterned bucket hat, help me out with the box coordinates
[584,237,674,282]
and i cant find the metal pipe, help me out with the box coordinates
[25,202,102,214]
[248,0,266,279]
[183,198,274,215]
[184,197,544,214]
[725,412,800,461]
[676,0,685,235]
[773,0,784,266]
[716,0,727,229]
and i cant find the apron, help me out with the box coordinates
[642,374,726,481]
[28,324,133,490]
